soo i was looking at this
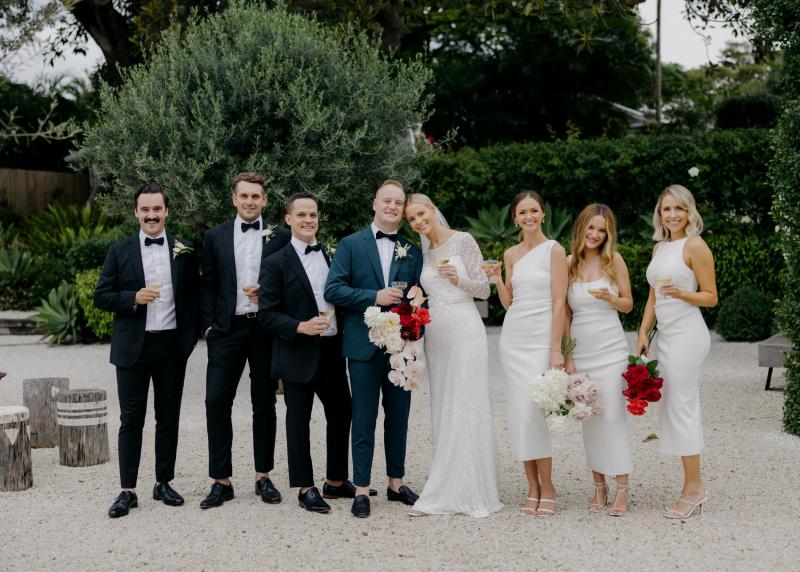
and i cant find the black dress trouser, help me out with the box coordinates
[116,330,186,489]
[283,337,352,488]
[205,316,276,479]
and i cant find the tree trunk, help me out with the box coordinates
[57,389,110,467]
[23,377,70,448]
[0,406,33,492]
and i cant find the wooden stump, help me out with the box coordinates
[56,389,110,467]
[0,406,33,491]
[23,377,70,448]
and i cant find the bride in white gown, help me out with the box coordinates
[403,193,502,518]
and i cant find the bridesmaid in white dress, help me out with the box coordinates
[403,194,502,518]
[563,204,634,517]
[488,191,568,517]
[635,185,717,519]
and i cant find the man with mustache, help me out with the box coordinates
[199,172,290,508]
[94,182,200,518]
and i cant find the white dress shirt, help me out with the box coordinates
[291,236,337,337]
[139,230,177,332]
[234,215,263,315]
[370,223,396,288]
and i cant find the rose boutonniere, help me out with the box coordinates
[394,242,410,261]
[172,240,193,259]
[262,224,277,244]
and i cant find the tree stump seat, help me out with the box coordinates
[0,406,33,491]
[23,377,70,448]
[56,389,110,467]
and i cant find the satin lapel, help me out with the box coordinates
[361,228,385,287]
[388,240,401,285]
[130,235,145,286]
[222,220,236,292]
[166,234,179,293]
[286,246,316,303]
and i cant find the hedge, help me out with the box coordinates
[421,128,774,239]
[477,231,783,330]
[74,267,113,341]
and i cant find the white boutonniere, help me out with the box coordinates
[394,242,410,261]
[172,240,193,259]
[262,224,277,243]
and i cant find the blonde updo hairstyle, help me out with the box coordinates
[405,192,437,212]
[652,184,703,241]
[569,203,619,287]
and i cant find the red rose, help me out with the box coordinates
[626,398,648,415]
[639,387,662,402]
[415,307,430,325]
[391,301,413,316]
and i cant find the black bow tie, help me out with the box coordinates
[241,220,260,232]
[144,236,164,246]
[305,243,322,255]
[375,230,398,242]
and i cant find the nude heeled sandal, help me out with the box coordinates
[664,494,707,519]
[520,497,539,515]
[607,485,630,517]
[589,482,608,513]
[536,498,557,517]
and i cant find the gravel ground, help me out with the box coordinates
[1,329,798,572]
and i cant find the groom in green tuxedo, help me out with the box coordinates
[324,179,423,518]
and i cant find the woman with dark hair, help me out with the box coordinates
[487,191,568,517]
[564,204,634,516]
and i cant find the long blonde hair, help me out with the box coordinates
[652,184,703,241]
[569,203,619,287]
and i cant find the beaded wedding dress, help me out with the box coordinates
[412,231,503,518]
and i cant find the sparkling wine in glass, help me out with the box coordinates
[655,275,672,299]
[148,282,163,304]
[243,284,258,311]
[391,281,407,290]
[436,257,450,266]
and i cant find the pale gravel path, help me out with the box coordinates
[1,329,798,571]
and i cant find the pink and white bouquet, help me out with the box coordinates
[364,286,429,391]
[529,368,603,421]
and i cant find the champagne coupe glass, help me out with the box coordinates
[391,281,407,290]
[655,275,672,299]
[148,282,163,304]
[243,284,258,312]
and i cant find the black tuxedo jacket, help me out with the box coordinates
[93,233,201,368]
[200,218,290,334]
[258,242,343,384]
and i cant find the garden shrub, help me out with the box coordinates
[716,287,775,342]
[75,267,112,341]
[0,249,69,310]
[65,228,126,275]
[33,281,79,345]
[74,2,432,238]
[22,203,108,257]
[715,94,780,129]
[421,128,774,240]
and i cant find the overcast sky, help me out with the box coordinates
[8,0,739,87]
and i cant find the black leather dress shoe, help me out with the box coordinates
[255,477,282,504]
[322,480,378,499]
[298,487,331,513]
[108,491,138,518]
[387,485,419,506]
[200,482,235,509]
[351,494,370,518]
[153,482,184,506]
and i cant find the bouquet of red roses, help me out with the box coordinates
[621,355,663,415]
[390,291,430,342]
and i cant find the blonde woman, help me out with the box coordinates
[487,190,568,517]
[564,204,634,516]
[635,185,717,519]
[403,194,502,518]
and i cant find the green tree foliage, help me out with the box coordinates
[421,128,774,238]
[74,3,432,237]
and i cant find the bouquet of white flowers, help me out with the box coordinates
[530,369,602,421]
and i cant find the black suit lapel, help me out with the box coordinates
[222,219,236,292]
[285,246,316,304]
[166,234,179,295]
[129,235,146,286]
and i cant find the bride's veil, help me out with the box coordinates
[420,209,451,251]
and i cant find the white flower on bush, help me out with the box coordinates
[530,368,571,413]
[688,166,700,178]
[740,215,753,224]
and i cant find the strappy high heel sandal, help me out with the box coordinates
[607,485,630,517]
[536,498,557,518]
[664,494,707,519]
[407,508,429,517]
[589,482,608,513]
[520,497,539,515]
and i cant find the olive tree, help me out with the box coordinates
[74,1,431,237]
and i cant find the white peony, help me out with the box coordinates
[385,332,405,354]
[364,306,384,328]
[569,401,593,422]
[530,368,571,413]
